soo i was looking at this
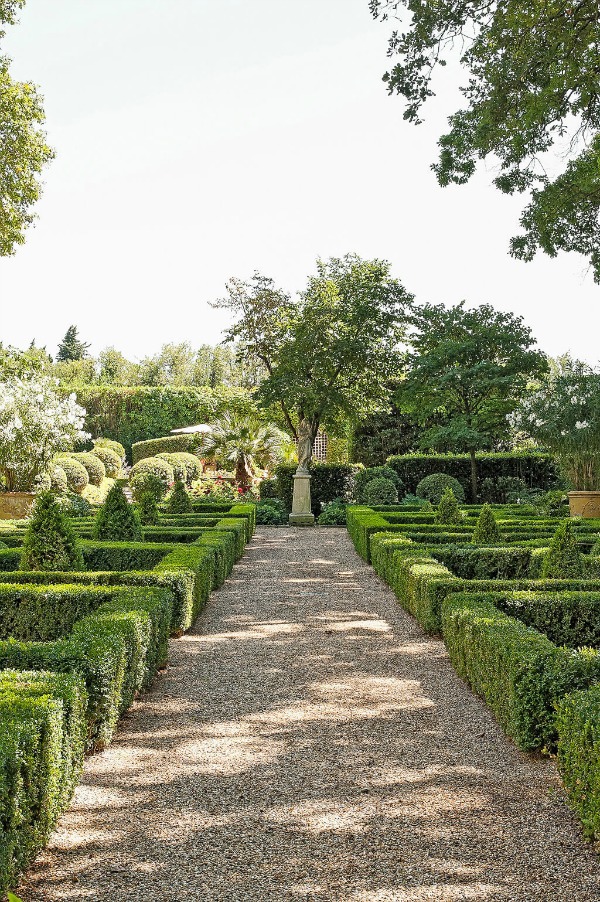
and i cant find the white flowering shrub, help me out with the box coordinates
[0,376,89,491]
[514,362,600,490]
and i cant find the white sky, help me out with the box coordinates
[0,0,598,363]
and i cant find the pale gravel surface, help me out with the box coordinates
[18,527,600,902]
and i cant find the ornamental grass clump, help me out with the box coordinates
[93,484,142,541]
[541,520,584,579]
[472,503,502,545]
[435,487,462,525]
[168,479,193,513]
[20,491,84,571]
[138,490,160,525]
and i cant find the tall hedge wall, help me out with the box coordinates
[71,386,253,459]
[386,453,559,497]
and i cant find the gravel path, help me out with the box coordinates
[19,527,600,901]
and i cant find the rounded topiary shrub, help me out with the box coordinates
[171,452,201,484]
[93,484,142,541]
[471,503,501,545]
[91,445,122,478]
[416,473,466,505]
[129,457,174,499]
[354,466,403,503]
[168,479,193,514]
[20,492,84,571]
[57,457,89,495]
[137,490,160,525]
[94,437,126,460]
[542,521,584,578]
[362,477,399,506]
[157,453,187,484]
[317,500,347,525]
[49,464,68,494]
[130,472,166,503]
[69,452,106,486]
[435,487,463,525]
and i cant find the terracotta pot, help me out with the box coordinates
[0,492,35,520]
[568,491,600,519]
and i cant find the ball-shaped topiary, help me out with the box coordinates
[93,437,126,460]
[471,503,502,545]
[541,521,584,578]
[137,490,160,525]
[435,487,463,525]
[20,491,84,571]
[354,466,403,503]
[93,484,142,541]
[416,473,466,505]
[362,477,399,506]
[91,445,122,478]
[129,457,174,499]
[157,453,187,484]
[171,452,201,484]
[56,457,89,494]
[168,479,193,513]
[69,452,106,486]
[130,472,166,503]
[49,464,68,494]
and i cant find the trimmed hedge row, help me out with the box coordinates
[556,686,600,841]
[386,452,560,496]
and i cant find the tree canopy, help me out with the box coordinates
[371,0,600,279]
[56,325,90,362]
[215,254,413,462]
[0,0,53,254]
[395,302,548,498]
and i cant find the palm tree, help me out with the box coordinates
[198,413,288,490]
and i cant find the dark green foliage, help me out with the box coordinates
[255,500,287,525]
[496,591,600,650]
[138,490,159,525]
[82,541,173,572]
[275,463,358,515]
[350,407,421,466]
[20,493,84,572]
[259,477,279,500]
[541,521,584,579]
[472,504,501,545]
[93,484,142,541]
[557,687,600,840]
[0,585,121,641]
[387,453,559,497]
[57,325,89,362]
[435,488,462,525]
[317,500,347,525]
[479,476,530,505]
[354,465,403,503]
[363,476,398,506]
[168,479,193,514]
[433,546,532,581]
[416,473,465,504]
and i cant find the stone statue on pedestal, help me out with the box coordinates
[296,418,313,474]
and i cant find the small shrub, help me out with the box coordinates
[541,521,584,579]
[57,457,89,494]
[317,500,347,525]
[94,437,126,460]
[255,500,287,525]
[363,477,398,506]
[354,466,403,503]
[259,478,279,500]
[172,452,201,484]
[399,493,434,510]
[91,445,122,478]
[49,464,68,494]
[69,452,106,486]
[129,471,165,503]
[157,453,187,483]
[129,457,174,499]
[57,492,93,517]
[168,479,193,514]
[20,492,84,571]
[137,490,160,525]
[472,504,502,545]
[93,484,142,541]
[416,473,465,504]
[435,487,462,525]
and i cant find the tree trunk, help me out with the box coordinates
[469,450,478,502]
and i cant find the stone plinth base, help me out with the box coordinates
[289,472,315,527]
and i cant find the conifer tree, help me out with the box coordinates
[472,504,502,546]
[435,487,462,525]
[20,492,84,571]
[541,521,584,579]
[57,325,90,362]
[93,484,142,541]
[168,479,193,514]
[138,490,159,526]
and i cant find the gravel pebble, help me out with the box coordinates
[17,527,600,901]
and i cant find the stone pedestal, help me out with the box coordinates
[289,472,315,526]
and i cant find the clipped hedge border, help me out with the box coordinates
[557,686,600,841]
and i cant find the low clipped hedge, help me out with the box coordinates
[557,686,600,841]
[441,592,600,751]
[132,433,199,463]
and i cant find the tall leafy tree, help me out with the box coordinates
[0,1,54,254]
[371,1,600,279]
[396,302,548,499]
[215,255,413,464]
[56,325,90,362]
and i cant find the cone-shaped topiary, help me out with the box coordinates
[435,487,462,525]
[138,490,160,526]
[472,503,502,545]
[541,520,584,578]
[20,492,84,571]
[168,479,193,513]
[93,484,142,541]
